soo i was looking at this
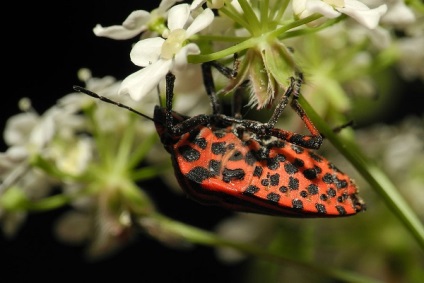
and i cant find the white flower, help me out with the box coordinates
[380,0,416,28]
[119,4,214,101]
[93,0,183,39]
[397,36,424,80]
[292,0,388,29]
[191,0,225,10]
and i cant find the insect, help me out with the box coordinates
[74,63,365,217]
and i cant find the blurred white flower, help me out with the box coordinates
[292,0,388,29]
[396,35,424,81]
[214,213,277,263]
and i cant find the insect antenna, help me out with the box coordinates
[73,86,156,123]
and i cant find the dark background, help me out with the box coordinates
[2,2,248,282]
[1,1,423,282]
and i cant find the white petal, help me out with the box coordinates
[121,10,151,29]
[159,0,183,13]
[167,3,190,31]
[93,25,141,40]
[5,146,29,162]
[190,0,205,10]
[119,60,172,101]
[382,1,415,26]
[292,0,307,16]
[130,37,165,67]
[307,1,341,18]
[340,2,387,29]
[4,113,39,146]
[173,43,200,70]
[93,10,151,40]
[30,115,55,148]
[186,8,214,37]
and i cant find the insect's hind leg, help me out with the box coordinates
[262,74,323,149]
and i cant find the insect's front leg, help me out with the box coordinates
[201,55,239,115]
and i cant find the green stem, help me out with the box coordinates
[151,213,383,283]
[298,96,424,250]
[188,14,325,64]
[27,194,72,211]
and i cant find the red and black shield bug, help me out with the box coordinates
[74,64,365,217]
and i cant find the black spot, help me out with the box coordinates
[211,142,226,155]
[267,157,280,170]
[292,199,303,210]
[322,173,334,184]
[327,188,336,197]
[208,160,221,176]
[222,168,245,183]
[293,158,304,168]
[256,148,269,160]
[288,177,299,190]
[194,138,207,149]
[178,145,200,162]
[303,168,318,180]
[229,150,243,161]
[309,151,322,162]
[227,143,235,150]
[337,193,349,203]
[279,186,288,193]
[276,154,286,162]
[307,184,319,195]
[291,144,304,154]
[336,205,347,215]
[267,192,281,203]
[244,185,260,195]
[315,203,327,214]
[261,179,269,186]
[328,162,342,173]
[214,132,226,138]
[320,194,328,201]
[300,190,308,198]
[270,173,280,186]
[253,166,263,177]
[309,152,323,162]
[186,167,211,183]
[284,163,298,174]
[314,165,322,173]
[335,178,348,189]
[245,151,257,165]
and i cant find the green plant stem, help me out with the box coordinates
[298,96,424,250]
[151,213,383,283]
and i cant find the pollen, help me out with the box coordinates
[161,29,186,60]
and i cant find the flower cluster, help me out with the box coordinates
[1,0,424,281]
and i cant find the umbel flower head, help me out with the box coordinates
[94,0,388,109]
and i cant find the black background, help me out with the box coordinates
[1,1,423,282]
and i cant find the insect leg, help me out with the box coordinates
[266,76,299,128]
[266,73,323,149]
[201,54,239,115]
